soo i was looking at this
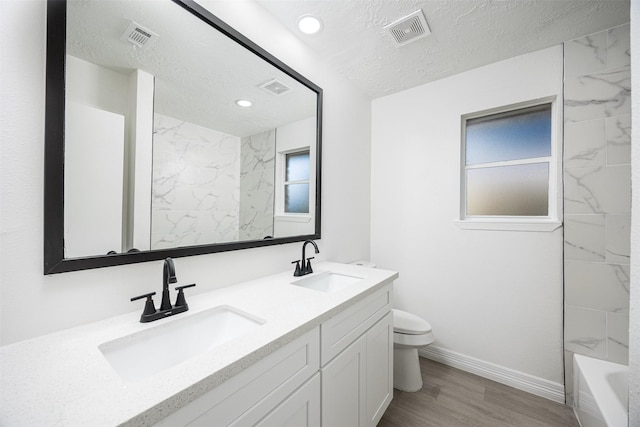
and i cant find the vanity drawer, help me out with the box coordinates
[320,284,392,366]
[156,327,319,426]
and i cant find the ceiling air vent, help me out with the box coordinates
[120,21,158,48]
[259,79,291,96]
[384,10,431,47]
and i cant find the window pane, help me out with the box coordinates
[286,151,310,182]
[285,183,309,213]
[466,105,551,165]
[467,163,549,216]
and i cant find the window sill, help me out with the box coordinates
[454,219,562,232]
[274,214,312,223]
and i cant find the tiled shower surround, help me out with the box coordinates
[151,114,241,249]
[563,24,631,403]
[151,115,276,249]
[239,130,275,241]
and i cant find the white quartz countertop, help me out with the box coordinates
[0,262,397,426]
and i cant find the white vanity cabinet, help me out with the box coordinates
[320,285,393,427]
[156,283,393,427]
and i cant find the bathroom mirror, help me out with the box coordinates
[44,0,322,274]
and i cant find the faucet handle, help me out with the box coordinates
[304,257,315,274]
[292,260,302,277]
[174,283,196,308]
[131,291,156,302]
[131,292,157,316]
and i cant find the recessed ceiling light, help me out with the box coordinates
[235,99,252,108]
[297,15,323,35]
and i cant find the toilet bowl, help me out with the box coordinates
[350,261,434,393]
[392,309,434,392]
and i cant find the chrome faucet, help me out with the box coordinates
[130,257,196,323]
[293,240,319,276]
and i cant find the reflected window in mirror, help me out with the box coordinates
[285,150,310,214]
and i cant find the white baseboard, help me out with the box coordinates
[418,345,566,404]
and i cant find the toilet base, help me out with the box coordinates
[393,347,423,392]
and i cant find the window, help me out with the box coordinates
[284,150,310,214]
[459,102,560,230]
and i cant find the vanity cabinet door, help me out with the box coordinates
[321,334,367,427]
[366,311,393,426]
[255,373,320,427]
[321,312,393,427]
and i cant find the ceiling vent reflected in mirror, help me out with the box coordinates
[259,78,292,96]
[120,21,158,47]
[384,9,431,47]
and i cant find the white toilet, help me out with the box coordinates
[392,308,434,392]
[350,261,434,392]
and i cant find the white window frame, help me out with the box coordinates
[276,148,311,216]
[456,97,562,232]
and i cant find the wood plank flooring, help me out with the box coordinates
[378,357,579,427]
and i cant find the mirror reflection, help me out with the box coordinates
[63,0,319,259]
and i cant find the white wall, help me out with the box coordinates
[629,0,639,423]
[0,0,372,345]
[66,55,155,252]
[274,116,317,237]
[128,69,155,252]
[65,55,129,113]
[64,103,125,257]
[371,46,564,388]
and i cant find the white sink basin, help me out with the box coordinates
[99,305,265,382]
[292,271,363,293]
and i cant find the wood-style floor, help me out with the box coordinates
[378,357,579,427]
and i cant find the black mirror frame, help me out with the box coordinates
[44,0,322,274]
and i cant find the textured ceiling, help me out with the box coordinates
[66,0,316,137]
[66,0,631,131]
[255,0,631,99]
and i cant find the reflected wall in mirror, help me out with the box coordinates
[45,0,322,274]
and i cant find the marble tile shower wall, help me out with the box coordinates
[563,23,631,403]
[239,130,276,240]
[151,113,241,249]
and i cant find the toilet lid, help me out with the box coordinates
[392,309,432,335]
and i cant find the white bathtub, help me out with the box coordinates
[573,354,628,427]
